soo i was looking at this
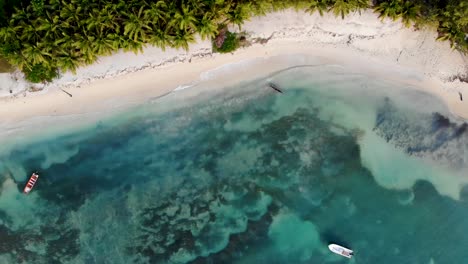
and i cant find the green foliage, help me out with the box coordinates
[374,0,467,53]
[30,0,44,14]
[0,0,466,82]
[306,0,330,16]
[374,0,421,27]
[0,0,272,81]
[23,63,58,83]
[0,0,29,26]
[213,31,239,53]
[436,0,468,52]
[0,57,12,72]
[331,0,369,19]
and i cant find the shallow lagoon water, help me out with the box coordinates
[0,65,467,264]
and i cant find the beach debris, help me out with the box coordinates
[253,33,274,45]
[396,50,403,62]
[267,82,283,94]
[60,88,73,97]
[458,92,463,101]
[28,85,44,92]
[346,35,353,45]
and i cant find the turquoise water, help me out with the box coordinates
[0,65,468,264]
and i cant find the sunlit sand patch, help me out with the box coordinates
[360,132,468,200]
[268,212,322,261]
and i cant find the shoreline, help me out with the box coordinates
[0,9,466,126]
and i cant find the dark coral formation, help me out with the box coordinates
[123,103,362,263]
[374,97,468,168]
[0,216,80,264]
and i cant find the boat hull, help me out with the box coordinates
[23,173,39,194]
[328,244,353,258]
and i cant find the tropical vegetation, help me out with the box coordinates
[0,0,466,82]
[213,29,240,53]
[0,57,12,72]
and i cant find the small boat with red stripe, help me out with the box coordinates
[23,172,39,194]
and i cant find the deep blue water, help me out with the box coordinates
[0,66,467,264]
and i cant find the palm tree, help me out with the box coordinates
[85,11,104,35]
[107,33,126,50]
[145,1,168,25]
[440,1,468,29]
[197,13,218,40]
[53,33,74,52]
[207,0,230,21]
[91,35,116,55]
[437,25,465,49]
[331,0,368,19]
[148,28,172,50]
[374,0,419,27]
[267,0,287,11]
[14,21,42,43]
[124,6,152,42]
[374,0,402,21]
[72,36,98,64]
[99,6,122,34]
[171,4,198,31]
[0,26,23,65]
[55,52,80,73]
[124,39,145,54]
[399,1,420,28]
[0,26,18,43]
[172,30,195,51]
[23,63,58,82]
[331,0,353,19]
[249,0,273,16]
[6,54,28,70]
[306,0,330,16]
[36,17,61,39]
[9,8,32,25]
[59,1,83,28]
[226,3,251,29]
[22,44,49,65]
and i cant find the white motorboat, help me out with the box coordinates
[328,243,353,258]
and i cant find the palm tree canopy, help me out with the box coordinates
[0,0,465,83]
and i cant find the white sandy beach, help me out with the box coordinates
[0,9,467,126]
